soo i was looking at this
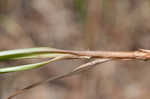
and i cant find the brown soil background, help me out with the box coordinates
[1,0,150,99]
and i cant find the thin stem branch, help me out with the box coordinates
[44,48,150,60]
[8,59,111,99]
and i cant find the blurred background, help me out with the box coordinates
[1,0,150,99]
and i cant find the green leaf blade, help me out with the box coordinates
[0,55,66,74]
[0,47,61,61]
